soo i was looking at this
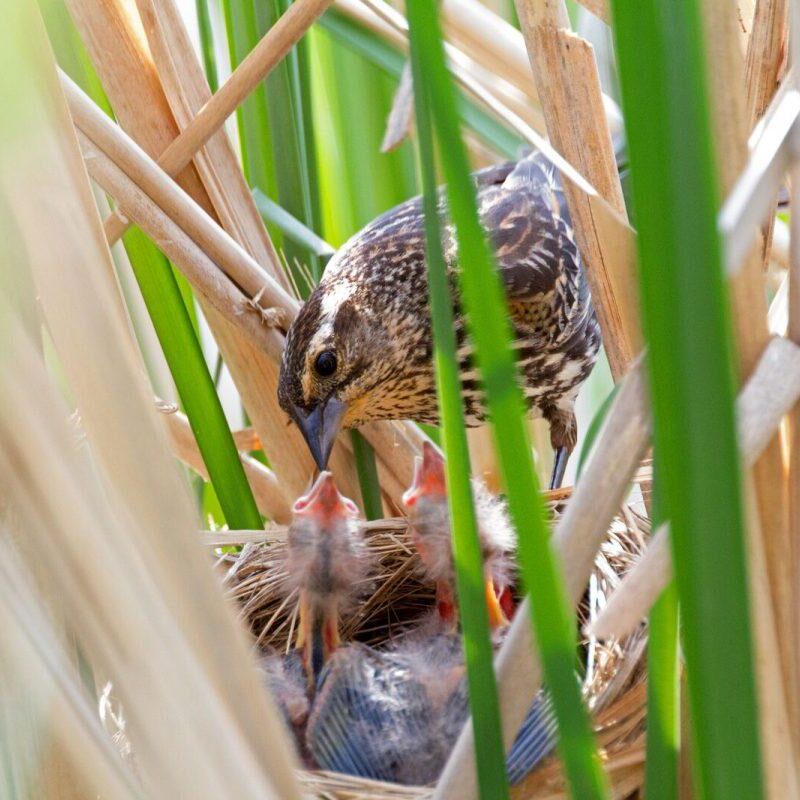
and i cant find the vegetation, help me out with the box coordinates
[1,0,796,798]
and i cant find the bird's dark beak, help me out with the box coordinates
[292,397,347,470]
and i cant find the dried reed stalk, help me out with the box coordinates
[76,128,285,358]
[381,62,414,152]
[591,336,800,639]
[513,0,640,379]
[746,0,789,272]
[0,6,303,792]
[159,403,292,523]
[441,0,539,96]
[65,76,297,315]
[434,361,651,800]
[65,0,365,503]
[576,0,608,23]
[790,5,800,742]
[100,0,337,245]
[747,0,788,139]
[0,541,144,800]
[789,158,800,758]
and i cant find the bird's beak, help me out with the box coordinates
[402,441,447,507]
[292,397,347,471]
[293,471,359,520]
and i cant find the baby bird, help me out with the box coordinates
[402,441,515,628]
[261,472,371,746]
[278,151,601,489]
[286,471,372,688]
[306,619,558,786]
[307,624,467,785]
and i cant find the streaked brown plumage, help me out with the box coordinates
[278,152,601,486]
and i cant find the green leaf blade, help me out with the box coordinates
[611,0,764,797]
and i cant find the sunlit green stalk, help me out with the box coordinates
[124,229,262,530]
[318,9,523,161]
[255,0,321,286]
[643,469,680,800]
[219,0,279,237]
[409,18,508,800]
[611,1,763,798]
[195,0,219,93]
[645,583,680,800]
[407,2,608,797]
[349,431,382,520]
[253,188,335,267]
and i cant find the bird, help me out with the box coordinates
[278,151,601,490]
[306,623,468,785]
[260,471,372,755]
[306,618,558,786]
[284,470,374,689]
[306,445,557,786]
[259,650,310,750]
[402,440,515,629]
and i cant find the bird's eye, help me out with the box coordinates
[314,350,338,377]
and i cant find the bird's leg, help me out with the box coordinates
[549,447,569,491]
[545,406,577,491]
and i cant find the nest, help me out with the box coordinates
[222,498,650,799]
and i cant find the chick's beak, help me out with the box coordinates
[402,441,447,507]
[293,471,359,522]
[292,396,347,471]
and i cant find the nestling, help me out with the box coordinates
[286,471,373,688]
[278,151,601,488]
[402,441,515,628]
[306,618,557,785]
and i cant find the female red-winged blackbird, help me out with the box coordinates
[278,152,601,489]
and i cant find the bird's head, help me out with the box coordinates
[288,472,366,688]
[402,442,452,588]
[402,440,448,509]
[279,240,436,470]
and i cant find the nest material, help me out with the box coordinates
[223,499,650,800]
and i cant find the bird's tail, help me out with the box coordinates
[508,133,629,197]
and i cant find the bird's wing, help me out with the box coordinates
[479,154,576,302]
[471,154,587,343]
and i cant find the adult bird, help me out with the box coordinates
[278,151,601,489]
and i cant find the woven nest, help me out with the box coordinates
[222,497,650,800]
